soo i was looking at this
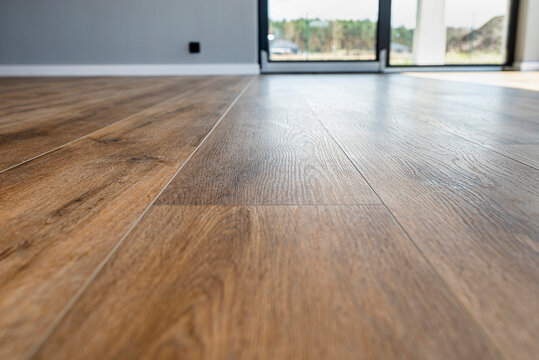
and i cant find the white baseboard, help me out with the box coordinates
[0,64,260,76]
[512,61,539,71]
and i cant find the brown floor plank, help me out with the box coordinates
[386,76,539,167]
[0,75,252,359]
[398,75,539,123]
[295,76,539,360]
[0,77,192,129]
[0,74,536,360]
[0,77,152,124]
[0,77,115,97]
[33,205,497,360]
[299,75,539,169]
[0,77,142,109]
[0,77,209,171]
[157,77,379,205]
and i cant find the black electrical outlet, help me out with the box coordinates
[189,42,200,53]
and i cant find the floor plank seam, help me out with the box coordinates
[21,76,255,360]
[0,78,210,174]
[322,77,538,171]
[429,127,539,171]
[372,206,508,360]
[390,82,539,170]
[304,98,508,360]
[0,79,165,129]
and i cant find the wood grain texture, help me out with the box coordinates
[0,77,186,110]
[0,77,138,108]
[294,75,539,169]
[0,77,208,171]
[157,77,379,205]
[385,75,539,168]
[395,75,539,123]
[0,77,118,100]
[33,205,497,360]
[295,75,539,360]
[0,76,252,359]
[0,77,150,125]
[1,74,537,360]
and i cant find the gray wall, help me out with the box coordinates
[0,0,257,64]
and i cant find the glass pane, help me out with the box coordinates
[268,0,379,61]
[390,0,511,65]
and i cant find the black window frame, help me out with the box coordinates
[259,0,387,64]
[258,0,520,68]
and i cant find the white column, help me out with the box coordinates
[412,0,446,65]
[515,0,539,70]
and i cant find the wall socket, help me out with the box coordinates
[189,42,200,54]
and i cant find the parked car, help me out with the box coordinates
[270,39,300,55]
[390,42,410,53]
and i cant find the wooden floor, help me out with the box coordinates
[406,71,539,92]
[0,74,537,360]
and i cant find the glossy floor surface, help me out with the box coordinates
[0,74,538,360]
[405,70,539,92]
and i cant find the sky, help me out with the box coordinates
[269,0,510,28]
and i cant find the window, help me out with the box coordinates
[390,0,512,66]
[268,0,379,61]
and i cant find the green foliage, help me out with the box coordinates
[269,18,378,53]
[391,25,414,48]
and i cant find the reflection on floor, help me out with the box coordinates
[405,71,539,91]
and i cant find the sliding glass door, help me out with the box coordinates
[390,0,515,66]
[260,0,384,72]
[259,0,519,72]
[268,0,379,61]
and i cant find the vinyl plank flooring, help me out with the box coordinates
[0,75,252,359]
[0,76,173,100]
[157,77,379,205]
[391,99,539,168]
[0,77,137,113]
[1,74,536,360]
[405,71,539,92]
[33,205,497,360]
[0,77,113,97]
[395,75,539,124]
[386,76,539,167]
[0,76,209,171]
[295,76,539,360]
[0,77,177,127]
[301,75,539,168]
